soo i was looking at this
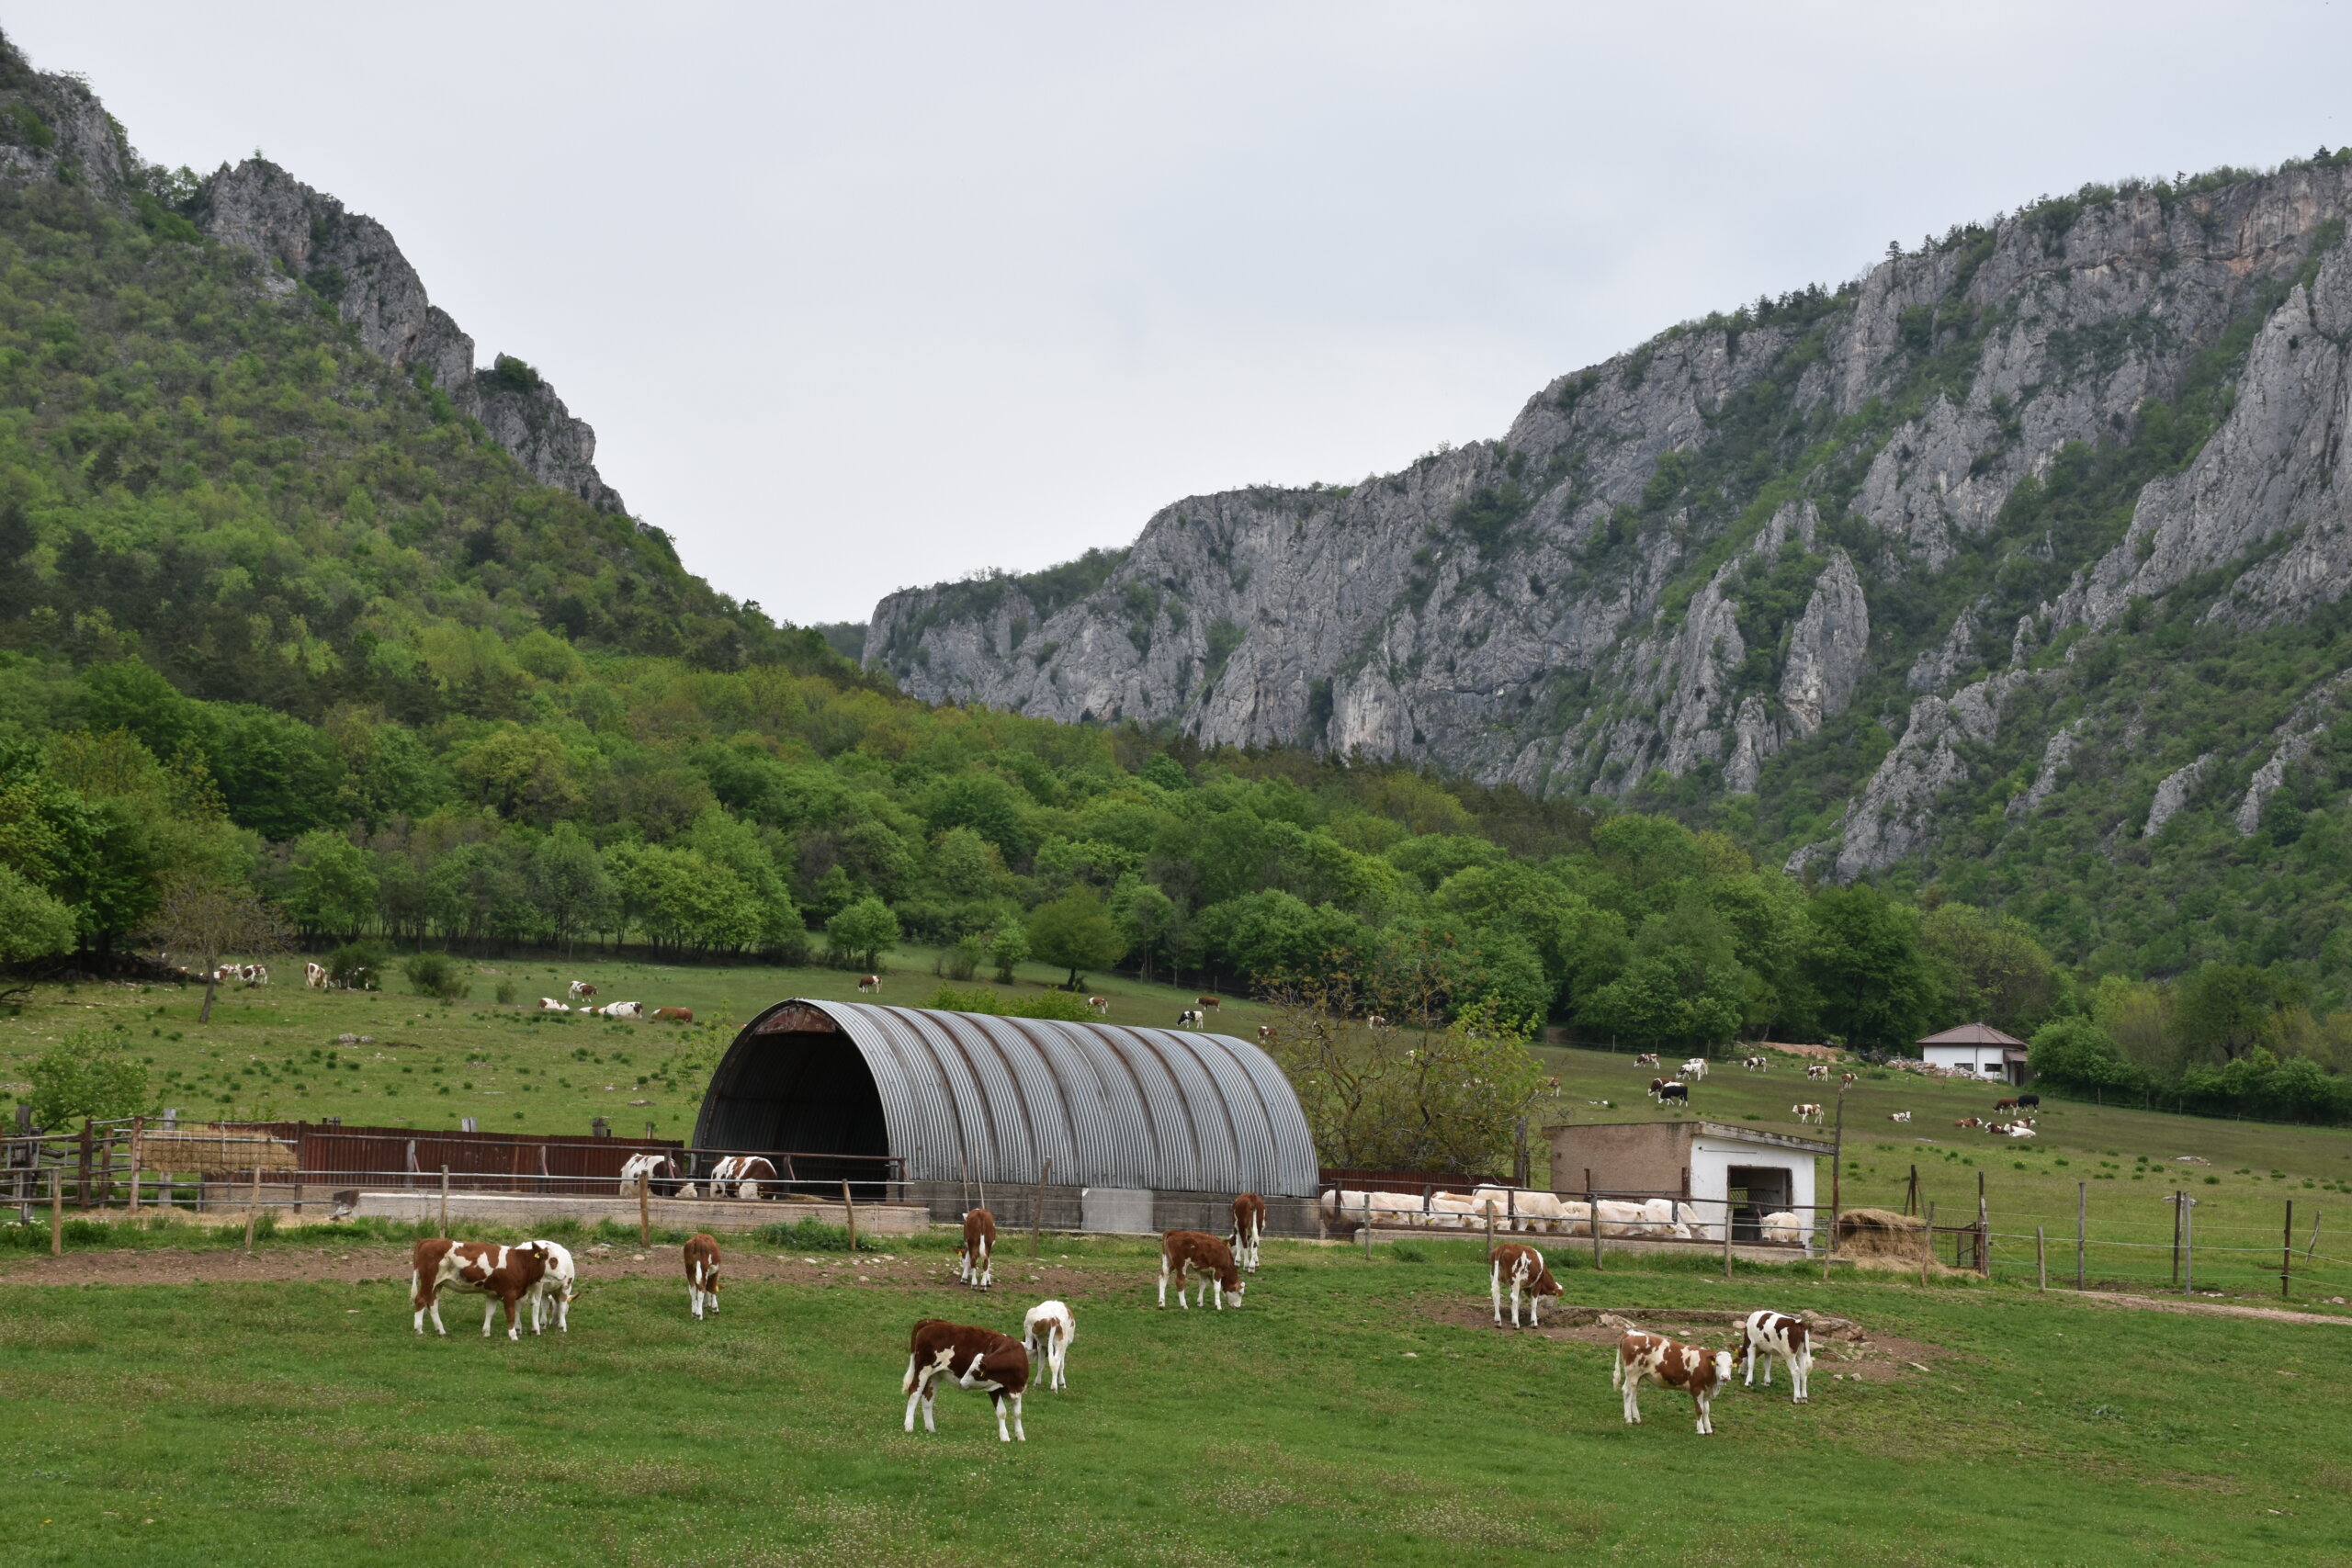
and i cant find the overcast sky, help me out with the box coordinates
[14,3,2352,626]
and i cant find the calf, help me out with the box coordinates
[1953,1116,1984,1129]
[1229,1191,1267,1273]
[959,1208,996,1289]
[652,1007,694,1022]
[537,997,571,1012]
[1158,1229,1245,1310]
[1737,1310,1812,1403]
[1758,1211,1804,1245]
[618,1152,677,1195]
[857,974,882,994]
[709,1155,778,1200]
[902,1319,1029,1442]
[1177,1008,1205,1027]
[410,1238,553,1340]
[1634,1053,1661,1068]
[304,961,328,989]
[1086,995,1110,1016]
[568,980,597,999]
[526,1239,577,1334]
[1888,1111,1912,1123]
[1805,1064,1830,1079]
[1841,1072,1858,1088]
[1489,1242,1563,1328]
[1792,1102,1825,1124]
[1612,1330,1734,1435]
[684,1232,723,1319]
[1993,1098,2021,1113]
[1023,1299,1076,1392]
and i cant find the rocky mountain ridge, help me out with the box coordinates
[872,155,2352,884]
[0,38,624,514]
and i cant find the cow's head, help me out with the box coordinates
[1222,1278,1246,1307]
[1710,1348,1735,1387]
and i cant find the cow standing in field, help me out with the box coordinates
[410,1239,553,1340]
[1841,1072,1858,1088]
[1177,1008,1205,1027]
[1158,1229,1246,1310]
[959,1209,996,1290]
[568,981,597,1000]
[1612,1330,1734,1435]
[526,1239,576,1334]
[1229,1191,1267,1273]
[1651,1078,1689,1106]
[1196,995,1221,1011]
[1023,1299,1076,1392]
[1679,1058,1709,1081]
[1792,1102,1825,1124]
[304,962,328,989]
[684,1232,723,1319]
[1489,1242,1563,1328]
[1737,1310,1812,1403]
[903,1319,1030,1442]
[1634,1053,1660,1068]
[1994,1098,2022,1113]
[709,1156,778,1200]
[1087,995,1109,1016]
[1743,1055,1769,1072]
[618,1152,678,1196]
[857,975,883,994]
[1805,1064,1830,1080]
[1258,1024,1276,1043]
[2014,1093,2041,1111]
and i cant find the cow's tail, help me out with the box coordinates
[901,1353,921,1396]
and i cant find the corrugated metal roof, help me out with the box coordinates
[1917,1022,2028,1046]
[695,999,1319,1197]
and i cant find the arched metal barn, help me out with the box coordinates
[691,999,1318,1224]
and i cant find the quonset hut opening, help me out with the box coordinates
[692,998,1319,1230]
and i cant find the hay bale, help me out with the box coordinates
[140,1124,297,1175]
[1834,1207,1928,1261]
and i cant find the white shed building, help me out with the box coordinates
[1544,1119,1835,1247]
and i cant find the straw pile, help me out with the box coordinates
[1833,1207,1928,1261]
[139,1123,297,1175]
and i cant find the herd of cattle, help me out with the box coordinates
[404,1186,1826,1443]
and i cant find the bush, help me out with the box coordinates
[28,1027,149,1128]
[326,942,384,991]
[936,935,986,983]
[989,925,1030,985]
[826,897,900,971]
[495,979,517,1005]
[751,1217,876,1252]
[921,985,1098,1022]
[401,951,472,1001]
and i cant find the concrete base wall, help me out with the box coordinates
[347,1190,930,1235]
[897,1182,1320,1237]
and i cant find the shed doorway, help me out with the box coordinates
[1725,1164,1792,1244]
[695,1012,889,1192]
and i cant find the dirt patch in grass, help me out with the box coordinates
[2058,1290,2352,1327]
[1417,1292,1953,1383]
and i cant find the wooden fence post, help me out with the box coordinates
[843,1180,860,1253]
[639,1170,651,1246]
[1031,1156,1049,1258]
[2282,1200,2293,1300]
[2182,1196,2196,1294]
[1587,1177,1602,1273]
[1723,1197,1734,1280]
[50,1165,62,1256]
[78,1120,92,1210]
[438,1165,449,1239]
[128,1117,141,1216]
[2308,1207,2324,1263]
[2036,1225,2046,1292]
[1361,1191,1372,1259]
[2075,1181,2086,1291]
[1483,1201,1496,1255]
[1976,1170,1988,1279]
[243,1166,260,1251]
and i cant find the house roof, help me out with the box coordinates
[1917,1021,2028,1048]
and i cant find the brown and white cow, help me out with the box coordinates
[1022,1299,1076,1392]
[709,1155,778,1200]
[1993,1097,2022,1113]
[304,961,328,989]
[1889,1111,1912,1122]
[902,1318,1029,1441]
[1228,1191,1267,1274]
[410,1238,553,1340]
[1612,1329,1734,1434]
[1634,1053,1661,1068]
[684,1232,723,1319]
[1366,1014,1390,1032]
[1158,1229,1245,1310]
[568,980,597,999]
[1195,995,1221,1011]
[1805,1063,1830,1079]
[1953,1116,1984,1129]
[1737,1309,1812,1403]
[1743,1055,1769,1072]
[1841,1072,1859,1088]
[1086,995,1110,1016]
[1792,1102,1825,1124]
[1489,1242,1563,1328]
[537,997,571,1012]
[857,974,883,994]
[618,1152,678,1195]
[1257,1024,1276,1043]
[959,1208,996,1289]
[652,1007,693,1022]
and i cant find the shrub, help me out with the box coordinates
[988,925,1029,985]
[937,935,986,982]
[28,1027,149,1128]
[401,952,472,1001]
[495,979,517,1005]
[326,942,384,991]
[920,986,1096,1022]
[751,1217,874,1252]
[826,897,900,971]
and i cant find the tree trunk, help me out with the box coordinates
[198,974,219,1024]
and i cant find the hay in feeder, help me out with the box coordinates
[140,1123,297,1175]
[1833,1207,1928,1260]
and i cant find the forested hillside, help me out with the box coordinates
[0,28,2346,1128]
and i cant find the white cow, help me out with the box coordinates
[526,1239,577,1334]
[596,1001,644,1020]
[1738,1309,1813,1403]
[1758,1210,1804,1246]
[538,998,571,1012]
[1679,1058,1709,1081]
[568,980,597,999]
[1594,1198,1689,1239]
[1023,1299,1077,1392]
[304,962,328,989]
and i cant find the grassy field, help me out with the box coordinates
[1,1223,2347,1567]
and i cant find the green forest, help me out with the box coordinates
[0,55,2348,1129]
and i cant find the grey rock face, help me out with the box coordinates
[2143,753,2217,840]
[193,160,625,513]
[0,50,131,198]
[878,158,2352,877]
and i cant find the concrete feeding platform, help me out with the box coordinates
[345,1190,930,1233]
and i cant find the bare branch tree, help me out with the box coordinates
[143,874,288,1024]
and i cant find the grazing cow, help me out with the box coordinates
[1177,1008,1205,1027]
[1805,1064,1830,1080]
[1679,1058,1709,1081]
[538,998,571,1012]
[1087,995,1109,1016]
[410,1238,553,1340]
[959,1209,996,1290]
[857,974,882,994]
[1229,1191,1267,1273]
[1738,1310,1812,1403]
[526,1239,577,1334]
[903,1319,1029,1442]
[1658,1080,1690,1106]
[1792,1102,1825,1124]
[1489,1242,1563,1327]
[652,1007,693,1022]
[1258,1024,1275,1043]
[1023,1299,1076,1392]
[709,1155,778,1200]
[598,1000,644,1020]
[1841,1072,1859,1088]
[1158,1229,1246,1310]
[1366,1014,1390,1032]
[1613,1330,1734,1435]
[2015,1093,2041,1110]
[1758,1211,1804,1245]
[1994,1098,2021,1113]
[1196,995,1221,1011]
[684,1232,723,1319]
[618,1153,678,1195]
[304,961,328,989]
[1743,1055,1769,1072]
[568,981,597,999]
[1634,1053,1661,1068]
[1889,1111,1912,1123]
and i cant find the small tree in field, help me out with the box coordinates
[1025,886,1125,989]
[28,1025,149,1130]
[144,874,287,1024]
[828,897,900,972]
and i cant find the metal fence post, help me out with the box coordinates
[1588,1179,1602,1272]
[1031,1156,1049,1258]
[2282,1200,2292,1300]
[1722,1196,1733,1280]
[439,1165,449,1238]
[128,1117,141,1215]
